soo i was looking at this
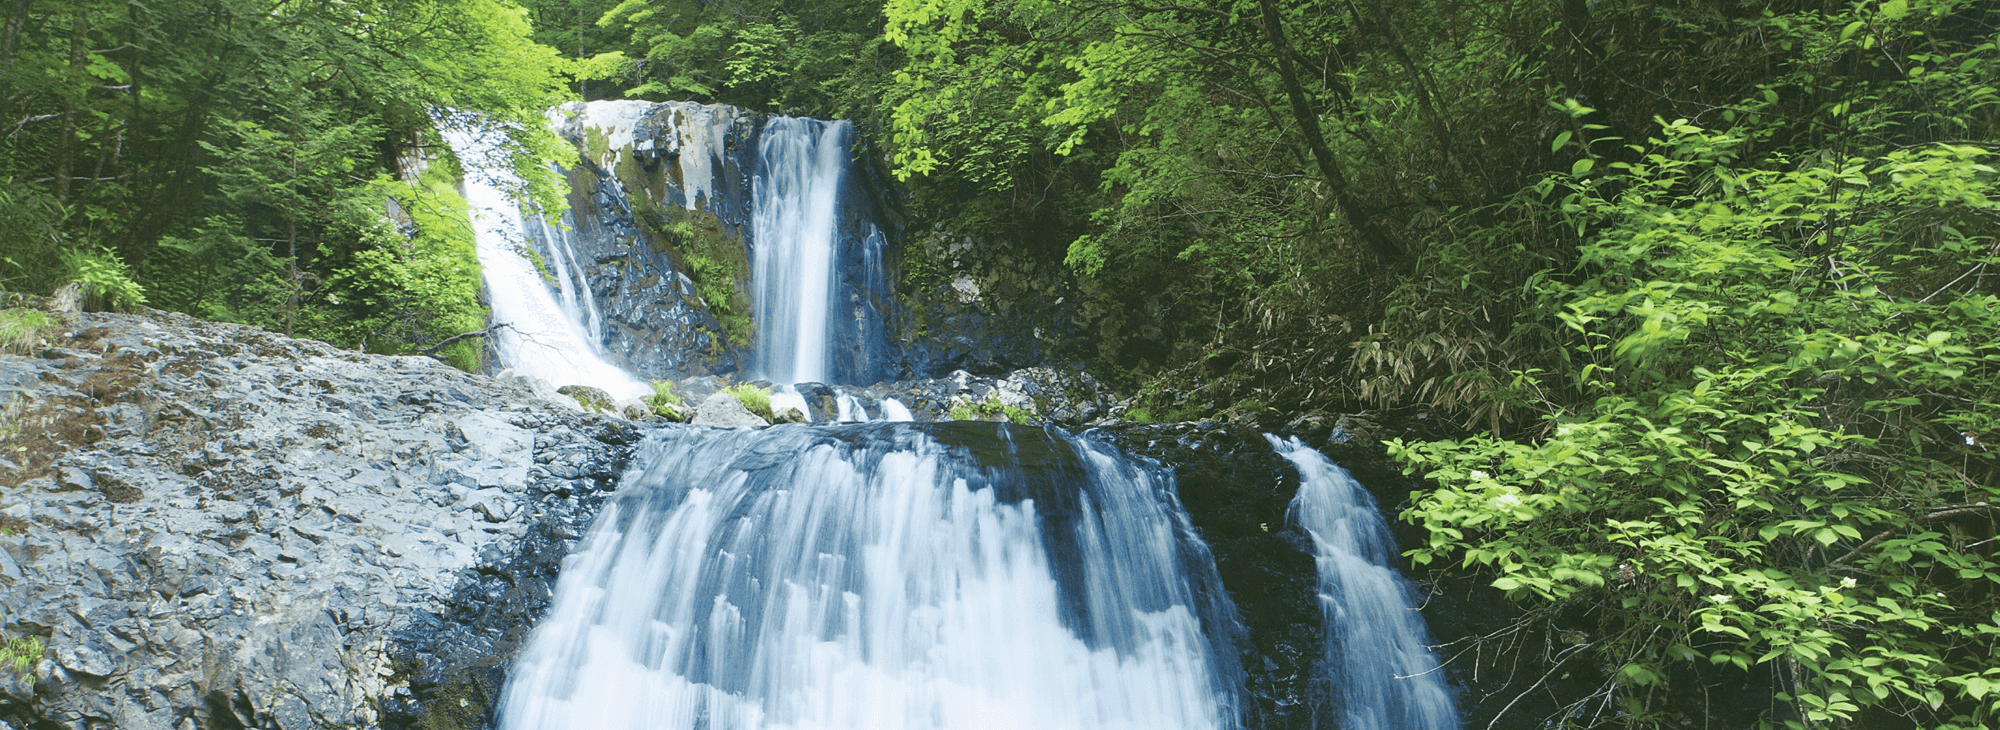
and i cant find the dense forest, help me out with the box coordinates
[3,0,1998,727]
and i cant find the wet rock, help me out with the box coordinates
[555,385,615,414]
[690,392,769,429]
[0,310,638,730]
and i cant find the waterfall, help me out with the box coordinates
[1267,436,1459,730]
[497,423,1243,730]
[446,128,650,400]
[750,117,848,384]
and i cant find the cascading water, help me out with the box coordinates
[497,423,1244,730]
[1268,436,1460,730]
[446,127,650,400]
[750,117,849,384]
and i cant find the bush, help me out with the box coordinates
[59,247,147,312]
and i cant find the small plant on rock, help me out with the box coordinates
[720,382,773,421]
[2,633,42,683]
[647,380,687,420]
[949,394,1036,424]
[59,247,146,312]
[0,308,55,356]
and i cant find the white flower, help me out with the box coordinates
[1470,470,1490,480]
[1707,594,1732,604]
[1840,577,1857,589]
[1495,493,1522,508]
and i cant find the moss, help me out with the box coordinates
[634,200,755,349]
[416,674,493,730]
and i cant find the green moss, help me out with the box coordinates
[634,200,755,349]
[416,674,492,730]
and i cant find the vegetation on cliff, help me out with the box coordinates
[0,0,577,367]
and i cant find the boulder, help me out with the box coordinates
[690,392,769,428]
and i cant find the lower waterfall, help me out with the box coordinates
[1271,436,1459,730]
[498,422,1244,730]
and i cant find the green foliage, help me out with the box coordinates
[2,633,41,683]
[0,309,57,356]
[647,380,687,420]
[948,394,1036,424]
[1396,7,2000,722]
[721,382,773,421]
[636,203,753,349]
[0,0,569,368]
[60,247,146,312]
[579,0,890,117]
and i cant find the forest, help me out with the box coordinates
[2,0,1997,727]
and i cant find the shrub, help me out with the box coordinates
[59,247,146,312]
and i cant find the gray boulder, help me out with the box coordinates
[689,392,769,428]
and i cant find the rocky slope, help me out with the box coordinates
[0,310,639,730]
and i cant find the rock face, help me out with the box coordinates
[0,311,638,730]
[541,100,901,384]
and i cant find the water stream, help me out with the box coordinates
[463,105,1461,730]
[750,117,849,385]
[498,424,1243,730]
[1271,436,1459,729]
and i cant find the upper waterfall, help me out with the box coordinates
[750,117,848,384]
[446,126,651,400]
[493,100,898,386]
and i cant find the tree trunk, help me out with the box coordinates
[1354,0,1473,198]
[55,8,87,204]
[0,0,28,121]
[1253,0,1401,263]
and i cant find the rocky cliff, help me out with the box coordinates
[0,311,637,730]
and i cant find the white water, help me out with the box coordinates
[751,117,847,384]
[836,394,870,422]
[1268,436,1459,730]
[770,386,813,423]
[498,425,1239,730]
[446,128,651,400]
[880,398,915,422]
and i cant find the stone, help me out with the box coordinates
[556,385,616,414]
[690,392,769,429]
[0,310,638,730]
